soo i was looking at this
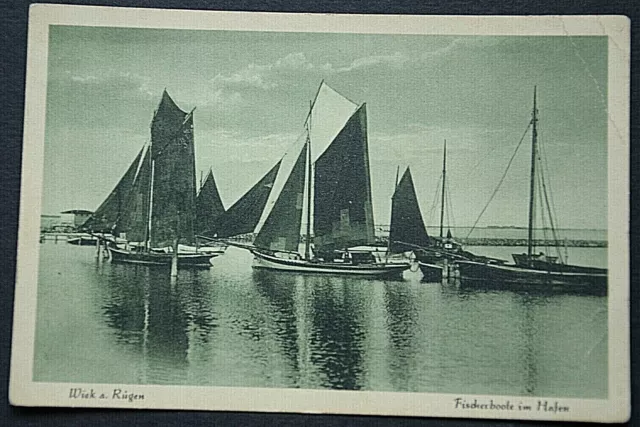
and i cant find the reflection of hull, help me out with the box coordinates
[108,247,217,268]
[417,261,443,282]
[456,260,607,294]
[252,250,408,278]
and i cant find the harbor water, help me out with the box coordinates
[33,240,608,398]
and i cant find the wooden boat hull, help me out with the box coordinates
[251,250,409,278]
[108,247,217,268]
[417,261,443,282]
[67,236,98,246]
[150,244,227,256]
[456,260,607,294]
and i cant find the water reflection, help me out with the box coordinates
[383,282,418,390]
[306,276,367,390]
[97,265,217,384]
[252,270,301,386]
[53,242,605,397]
[518,294,539,395]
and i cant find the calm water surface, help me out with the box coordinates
[34,243,608,398]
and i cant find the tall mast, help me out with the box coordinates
[527,86,538,259]
[439,140,447,239]
[146,159,155,251]
[387,165,400,255]
[303,82,327,260]
[304,100,313,260]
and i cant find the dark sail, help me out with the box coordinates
[115,147,152,242]
[313,104,375,251]
[82,147,144,232]
[149,93,197,247]
[206,161,281,238]
[253,144,307,252]
[195,170,225,235]
[389,167,431,252]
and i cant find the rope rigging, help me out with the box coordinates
[466,121,532,239]
[427,173,443,225]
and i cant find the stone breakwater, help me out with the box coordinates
[456,238,607,247]
[374,236,607,247]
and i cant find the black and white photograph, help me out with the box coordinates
[9,5,630,423]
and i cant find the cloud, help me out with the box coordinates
[211,52,316,91]
[211,50,415,91]
[208,37,488,93]
[325,52,410,73]
[47,71,163,133]
[62,70,156,99]
[211,65,277,90]
[198,128,302,163]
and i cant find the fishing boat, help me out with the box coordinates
[204,161,280,240]
[84,90,220,269]
[387,148,481,281]
[456,87,608,293]
[67,233,99,246]
[248,83,409,278]
[387,167,442,281]
[194,169,228,254]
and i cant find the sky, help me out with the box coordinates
[42,26,608,230]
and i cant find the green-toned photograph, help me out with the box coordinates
[10,6,630,423]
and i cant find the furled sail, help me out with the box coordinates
[253,143,307,252]
[148,92,197,247]
[115,146,152,242]
[389,167,431,252]
[82,146,144,232]
[196,170,225,235]
[206,161,281,238]
[313,104,375,251]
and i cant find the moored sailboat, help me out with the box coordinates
[204,160,281,242]
[193,169,227,255]
[387,167,442,281]
[84,90,219,268]
[249,83,409,278]
[456,87,608,293]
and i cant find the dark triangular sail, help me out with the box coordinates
[148,93,197,247]
[82,147,144,232]
[389,167,431,253]
[313,104,375,251]
[206,161,281,238]
[254,144,307,252]
[196,170,225,235]
[115,146,152,242]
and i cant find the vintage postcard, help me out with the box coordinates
[10,4,629,423]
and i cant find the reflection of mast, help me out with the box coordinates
[383,283,418,390]
[307,278,365,389]
[141,276,150,383]
[295,276,310,388]
[252,269,303,386]
[519,294,539,395]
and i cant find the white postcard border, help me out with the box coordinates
[9,5,630,423]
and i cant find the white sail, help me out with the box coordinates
[255,82,358,237]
